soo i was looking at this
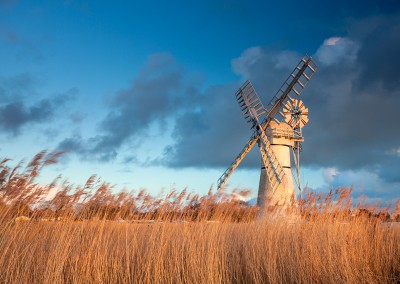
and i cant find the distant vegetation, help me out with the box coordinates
[0,151,399,283]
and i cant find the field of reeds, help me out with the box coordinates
[0,151,399,283]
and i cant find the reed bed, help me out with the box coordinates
[0,151,398,283]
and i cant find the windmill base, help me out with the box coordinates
[257,165,297,214]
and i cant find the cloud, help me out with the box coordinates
[0,73,37,103]
[161,47,308,169]
[58,14,400,203]
[316,168,399,205]
[0,83,77,135]
[164,14,400,204]
[58,53,199,161]
[323,167,339,184]
[0,100,52,134]
[353,16,400,92]
[163,82,256,168]
[231,47,262,78]
[386,147,400,157]
[57,135,85,155]
[301,15,400,181]
[315,37,360,66]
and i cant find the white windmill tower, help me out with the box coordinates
[217,55,318,212]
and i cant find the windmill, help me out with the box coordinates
[217,54,318,211]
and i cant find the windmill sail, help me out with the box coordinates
[236,80,267,125]
[220,81,286,193]
[217,55,317,191]
[258,127,285,190]
[262,54,317,126]
[217,133,258,190]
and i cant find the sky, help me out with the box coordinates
[0,0,399,204]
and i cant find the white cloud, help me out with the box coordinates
[386,147,400,157]
[274,50,301,69]
[315,37,360,66]
[231,46,262,77]
[325,37,342,46]
[323,167,339,183]
[317,168,399,204]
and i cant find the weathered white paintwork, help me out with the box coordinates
[258,121,301,211]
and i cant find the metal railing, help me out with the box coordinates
[266,128,302,139]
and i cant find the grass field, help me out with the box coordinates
[0,152,399,283]
[1,217,399,283]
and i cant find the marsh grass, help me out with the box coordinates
[0,151,398,283]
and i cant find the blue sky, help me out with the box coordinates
[0,0,399,203]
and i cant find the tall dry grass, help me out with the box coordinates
[0,151,398,283]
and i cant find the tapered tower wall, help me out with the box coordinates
[257,122,298,211]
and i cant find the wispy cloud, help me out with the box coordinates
[57,53,199,161]
[0,76,77,135]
